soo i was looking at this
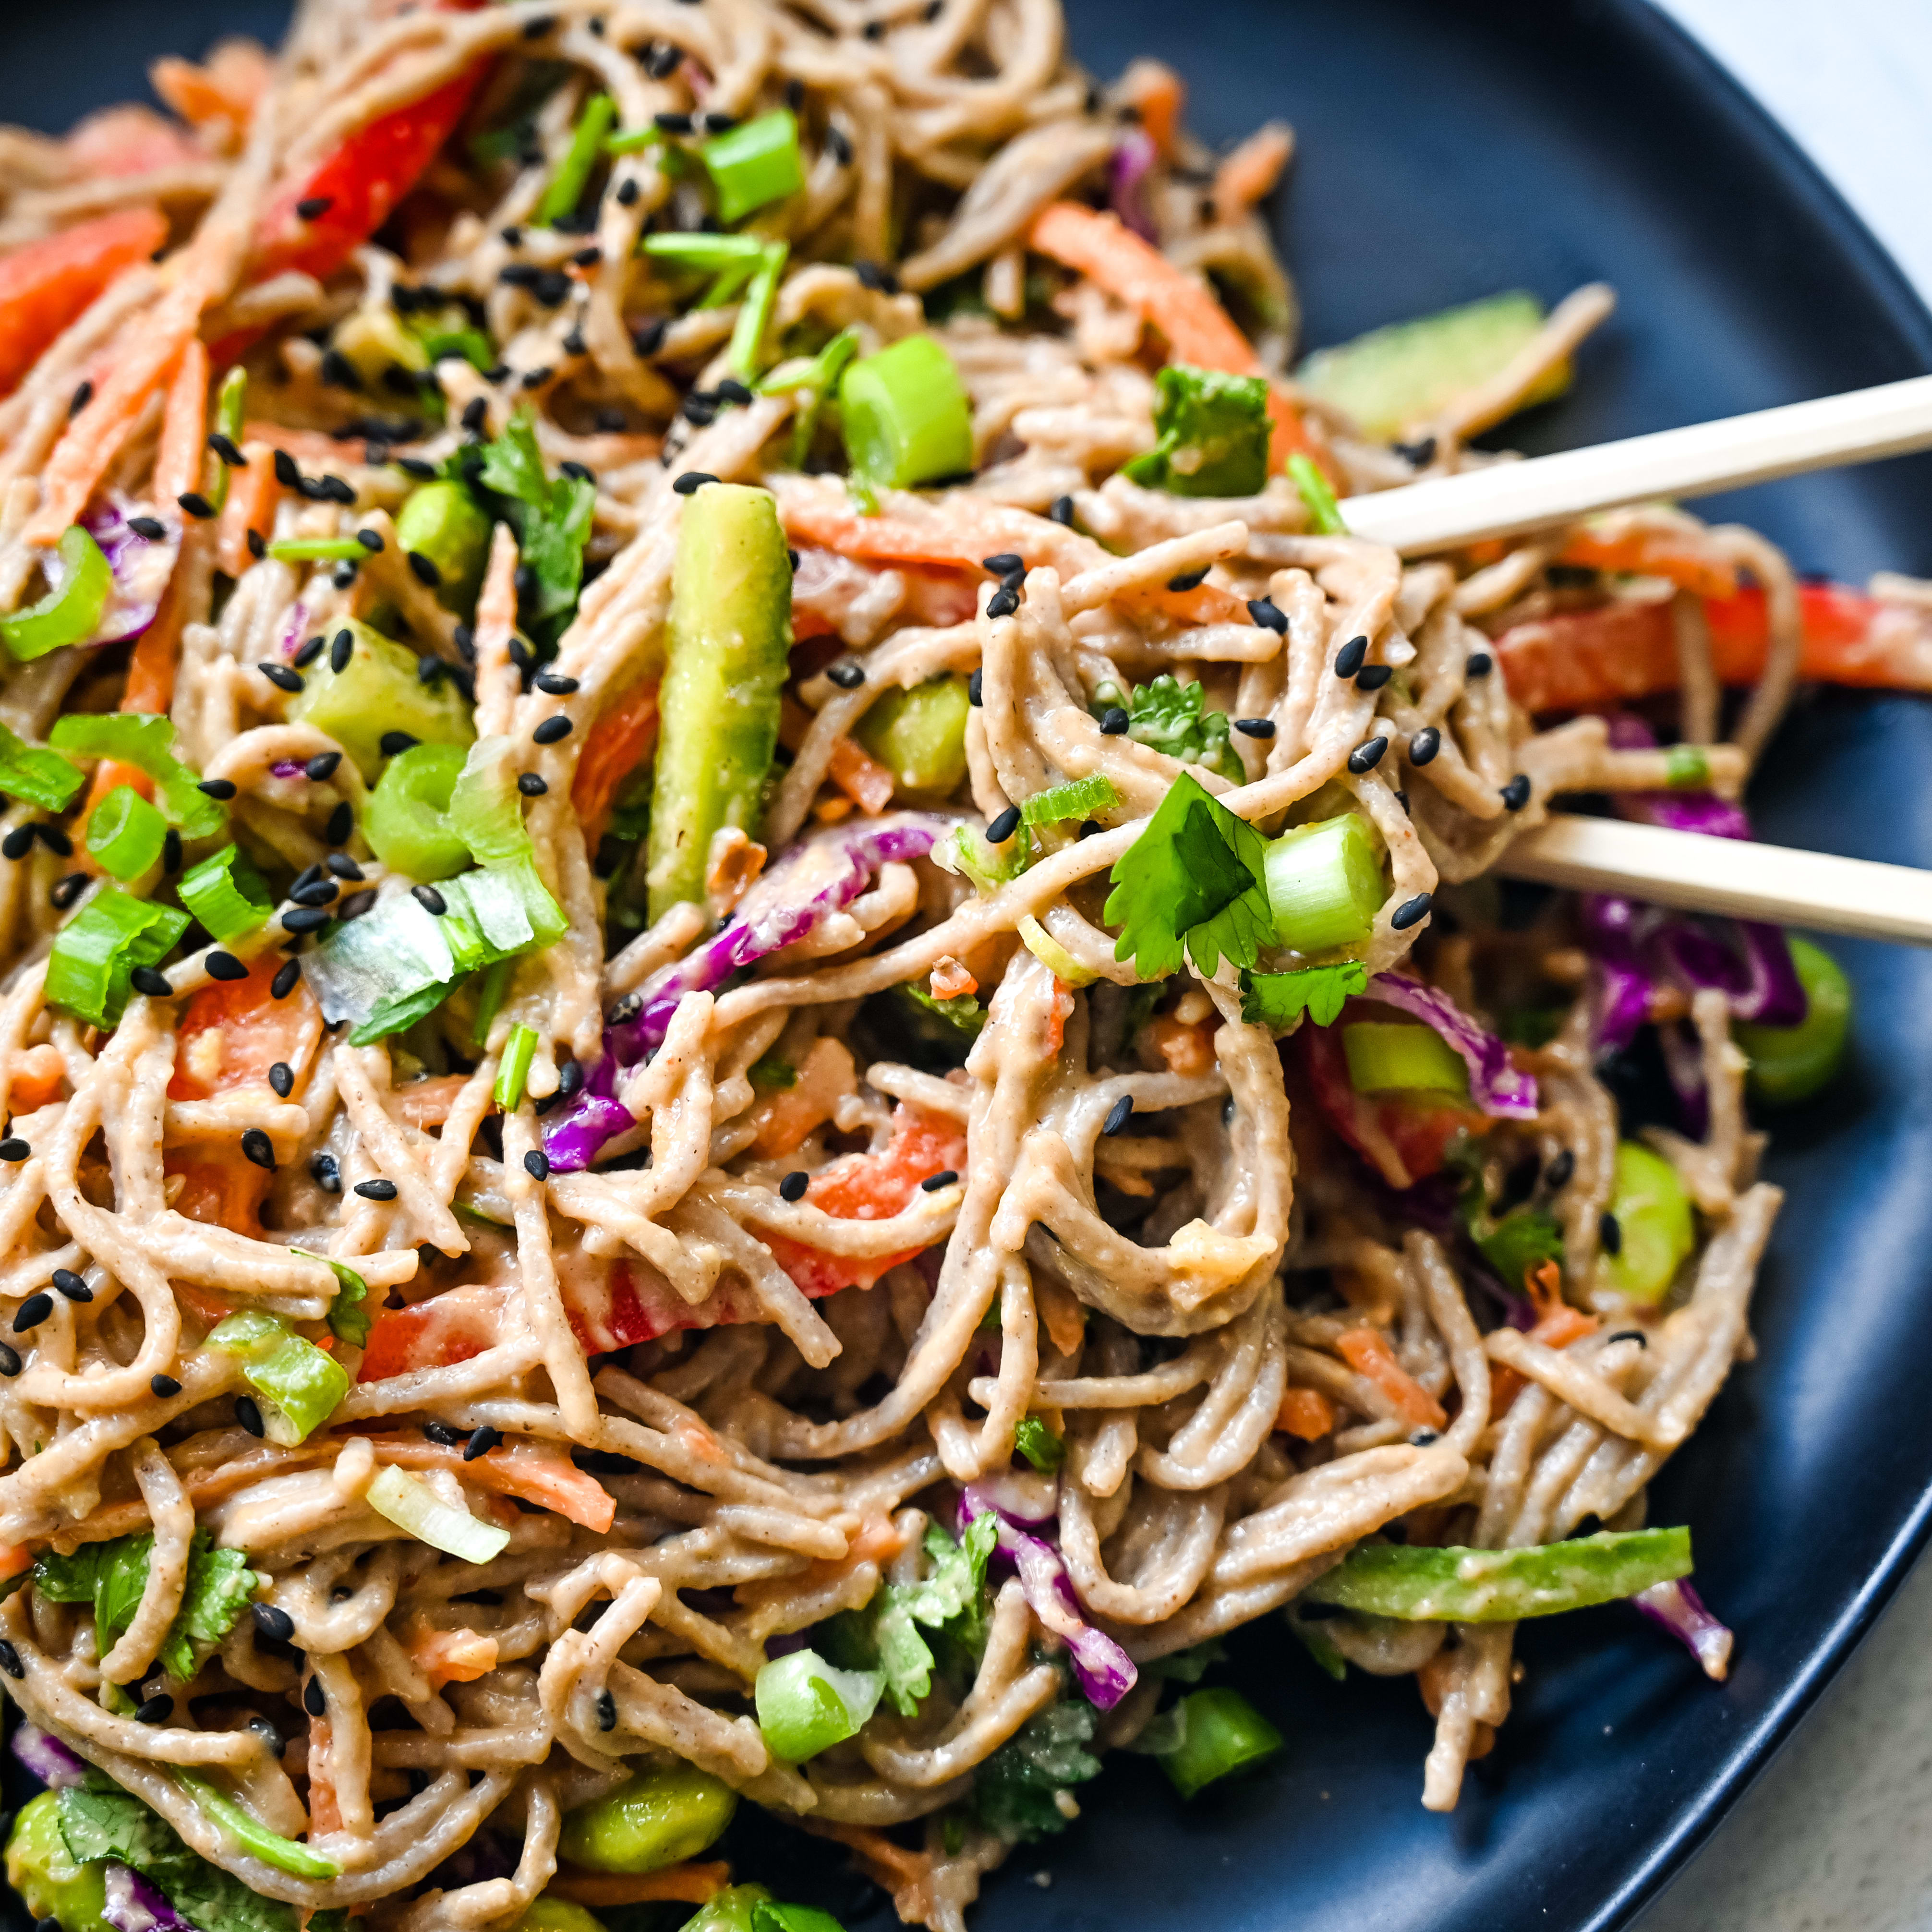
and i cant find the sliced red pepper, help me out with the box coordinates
[0,207,170,398]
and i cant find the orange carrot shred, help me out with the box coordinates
[1335,1326,1448,1432]
[1277,1386,1336,1441]
[548,1866,731,1908]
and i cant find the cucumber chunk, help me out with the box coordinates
[4,1793,109,1932]
[1295,290,1569,442]
[645,483,790,920]
[855,674,971,797]
[289,618,474,779]
[395,481,492,617]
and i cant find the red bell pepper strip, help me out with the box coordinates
[0,207,169,398]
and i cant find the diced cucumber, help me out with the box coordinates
[4,1794,107,1932]
[645,483,790,920]
[855,674,971,797]
[1295,291,1569,442]
[395,481,493,616]
[290,618,474,779]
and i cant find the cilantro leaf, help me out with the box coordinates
[157,1536,260,1681]
[1104,771,1273,980]
[1021,773,1119,827]
[1240,960,1368,1031]
[895,981,987,1041]
[59,1777,297,1932]
[841,1514,998,1716]
[971,1697,1102,1843]
[1013,1416,1064,1473]
[1095,674,1244,783]
[320,1259,371,1349]
[476,407,597,643]
[35,1531,256,1684]
[1121,364,1270,498]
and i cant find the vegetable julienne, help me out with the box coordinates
[0,3,1874,1931]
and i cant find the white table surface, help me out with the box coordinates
[1632,5,1932,1928]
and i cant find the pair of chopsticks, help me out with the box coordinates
[1333,374,1932,946]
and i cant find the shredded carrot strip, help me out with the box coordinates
[779,695,896,814]
[1117,60,1184,158]
[1490,1303,1600,1416]
[155,337,207,504]
[216,438,281,577]
[818,1823,929,1889]
[306,1715,343,1835]
[1556,528,1739,601]
[1276,1386,1336,1441]
[1335,1326,1448,1432]
[549,1866,731,1907]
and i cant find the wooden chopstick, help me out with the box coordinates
[1495,814,1932,946]
[1336,374,1932,555]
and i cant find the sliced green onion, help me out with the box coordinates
[727,242,788,381]
[366,1463,511,1563]
[0,721,84,812]
[208,366,248,513]
[176,844,273,943]
[1288,452,1348,535]
[1285,1606,1348,1681]
[267,537,370,564]
[1016,912,1095,987]
[761,325,860,465]
[176,1771,340,1879]
[1734,935,1851,1106]
[697,258,761,310]
[754,1647,884,1763]
[642,231,769,271]
[207,1311,350,1445]
[1664,742,1710,789]
[1012,1415,1064,1473]
[1157,1687,1284,1799]
[448,735,533,865]
[1342,1020,1469,1098]
[702,109,804,225]
[82,785,167,882]
[293,1252,372,1348]
[473,955,514,1049]
[537,93,617,227]
[46,887,189,1027]
[350,976,459,1048]
[3,526,111,661]
[1262,812,1384,953]
[365,741,471,882]
[1599,1139,1694,1304]
[49,712,226,839]
[838,335,974,491]
[415,325,496,373]
[442,857,568,961]
[1305,1526,1694,1622]
[1021,771,1119,826]
[495,1023,538,1111]
[606,124,668,156]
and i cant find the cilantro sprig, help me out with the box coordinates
[463,406,596,647]
[1104,772,1273,979]
[1240,960,1367,1031]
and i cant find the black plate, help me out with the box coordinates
[4,4,1932,1931]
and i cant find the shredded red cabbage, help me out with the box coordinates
[960,1482,1137,1709]
[1364,972,1539,1118]
[41,499,181,647]
[102,1864,193,1932]
[544,814,956,1171]
[1108,129,1159,242]
[1633,1577,1733,1681]
[11,1720,88,1788]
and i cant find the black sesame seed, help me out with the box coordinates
[326,800,354,845]
[1599,1211,1623,1255]
[151,1373,181,1398]
[205,951,248,981]
[1334,635,1369,678]
[464,1424,503,1461]
[135,1694,174,1725]
[208,433,247,468]
[1410,1429,1440,1447]
[235,1395,266,1437]
[1390,892,1433,932]
[407,550,442,588]
[69,380,94,417]
[259,661,305,693]
[241,1129,277,1173]
[1466,650,1494,679]
[825,662,865,689]
[273,449,302,489]
[716,378,753,408]
[162,830,182,876]
[280,905,327,935]
[131,965,173,997]
[51,1269,89,1302]
[1501,773,1532,811]
[0,1641,24,1679]
[517,773,549,797]
[268,1061,295,1099]
[1048,494,1075,528]
[380,731,420,757]
[328,628,354,675]
[616,177,641,207]
[304,1676,326,1716]
[520,367,555,392]
[1102,1095,1134,1137]
[1246,596,1287,633]
[522,11,556,36]
[0,1138,27,1161]
[293,636,325,669]
[353,528,382,554]
[854,260,899,293]
[319,350,362,392]
[51,872,87,910]
[1610,1328,1649,1348]
[355,1178,399,1201]
[295,194,335,221]
[632,316,667,357]
[198,777,238,800]
[968,669,984,707]
[1356,663,1393,692]
[309,1152,341,1195]
[1545,1149,1576,1191]
[461,397,490,437]
[177,492,216,520]
[779,1171,809,1203]
[596,1689,617,1731]
[825,125,854,166]
[1166,568,1208,592]
[1100,706,1129,735]
[1408,727,1441,766]
[535,671,580,696]
[127,514,167,541]
[1,826,33,862]
[1233,717,1275,739]
[986,585,1020,619]
[986,805,1021,844]
[33,823,71,857]
[673,471,717,495]
[291,878,338,907]
[533,270,571,307]
[1346,736,1388,774]
[398,456,438,482]
[981,552,1023,576]
[920,1169,958,1191]
[254,1603,296,1642]
[532,715,573,745]
[411,884,448,917]
[524,1149,551,1181]
[1394,436,1438,467]
[0,1342,17,1377]
[272,959,302,999]
[305,750,342,783]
